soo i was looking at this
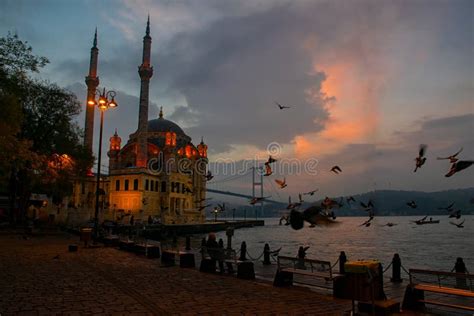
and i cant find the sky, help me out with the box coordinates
[1,0,473,201]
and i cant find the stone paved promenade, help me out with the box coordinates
[0,233,352,315]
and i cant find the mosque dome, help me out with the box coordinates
[147,107,187,136]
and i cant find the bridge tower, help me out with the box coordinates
[252,166,264,218]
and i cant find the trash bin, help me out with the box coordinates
[80,228,93,247]
[344,260,384,301]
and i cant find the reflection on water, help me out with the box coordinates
[209,216,474,272]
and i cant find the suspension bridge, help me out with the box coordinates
[205,167,286,211]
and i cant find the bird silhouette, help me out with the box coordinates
[275,101,291,110]
[359,216,374,227]
[275,178,287,189]
[406,200,417,209]
[266,155,277,164]
[438,202,455,212]
[263,164,273,176]
[445,160,474,177]
[217,203,226,212]
[303,189,319,196]
[346,196,356,204]
[414,144,428,172]
[450,219,465,228]
[437,147,463,163]
[197,204,211,212]
[250,196,269,205]
[448,209,461,219]
[330,166,342,174]
[206,170,214,181]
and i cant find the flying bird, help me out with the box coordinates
[303,189,319,196]
[445,160,474,177]
[406,200,417,209]
[414,144,428,172]
[217,203,226,212]
[450,219,465,228]
[275,178,287,189]
[263,164,273,176]
[346,196,356,204]
[275,101,291,110]
[359,216,374,227]
[438,202,455,212]
[330,166,342,174]
[198,204,211,212]
[322,196,343,209]
[437,147,463,163]
[266,155,277,165]
[250,196,269,205]
[206,170,214,181]
[448,209,461,219]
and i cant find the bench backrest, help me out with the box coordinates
[409,268,474,292]
[202,247,236,261]
[277,255,333,278]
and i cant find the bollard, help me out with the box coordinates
[226,227,234,250]
[263,243,271,265]
[391,253,403,283]
[185,236,191,251]
[339,251,347,274]
[239,241,247,261]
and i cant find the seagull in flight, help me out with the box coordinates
[330,166,342,174]
[275,178,287,189]
[275,101,291,110]
[406,200,417,209]
[450,219,465,228]
[445,160,474,177]
[414,144,428,172]
[303,189,319,196]
[437,147,463,163]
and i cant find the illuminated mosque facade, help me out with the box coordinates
[73,18,209,224]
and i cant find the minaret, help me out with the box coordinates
[84,28,99,153]
[136,16,153,168]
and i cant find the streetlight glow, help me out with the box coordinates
[89,87,118,241]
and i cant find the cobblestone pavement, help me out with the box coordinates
[0,233,352,315]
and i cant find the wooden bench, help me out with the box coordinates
[274,255,341,287]
[402,268,474,312]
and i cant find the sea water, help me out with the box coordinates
[210,215,474,273]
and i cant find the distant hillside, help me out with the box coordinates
[336,188,474,216]
[218,188,474,218]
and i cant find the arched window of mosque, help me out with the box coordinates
[185,145,192,158]
[171,133,177,146]
[145,179,149,191]
[155,181,159,192]
[133,179,138,191]
[165,132,172,146]
[115,180,120,191]
[124,179,129,191]
[150,180,154,192]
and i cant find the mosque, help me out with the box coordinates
[71,18,209,225]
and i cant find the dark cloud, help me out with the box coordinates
[155,4,330,153]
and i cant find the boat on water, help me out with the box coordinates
[415,219,440,225]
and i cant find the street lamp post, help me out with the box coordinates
[89,88,118,240]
